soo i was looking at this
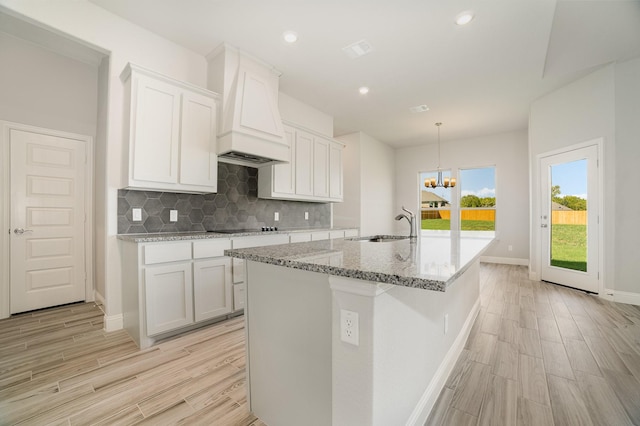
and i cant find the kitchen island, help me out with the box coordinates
[225,232,494,426]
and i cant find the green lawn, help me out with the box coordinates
[551,224,587,272]
[421,219,496,231]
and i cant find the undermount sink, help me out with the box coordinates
[348,235,410,243]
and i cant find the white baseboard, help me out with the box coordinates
[94,291,105,306]
[480,256,529,266]
[104,313,123,332]
[405,298,481,426]
[612,290,640,306]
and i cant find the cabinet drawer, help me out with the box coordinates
[193,238,231,259]
[144,242,192,265]
[233,283,246,311]
[329,230,345,239]
[310,231,330,241]
[344,229,359,238]
[290,232,312,243]
[232,234,289,249]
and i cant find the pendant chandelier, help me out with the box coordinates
[425,122,456,189]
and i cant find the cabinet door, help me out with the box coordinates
[295,131,314,196]
[145,262,193,335]
[329,141,343,200]
[193,257,232,322]
[132,74,182,184]
[180,91,218,189]
[273,125,295,194]
[313,138,330,198]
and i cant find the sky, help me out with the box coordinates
[551,159,587,199]
[420,167,496,202]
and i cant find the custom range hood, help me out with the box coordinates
[206,44,289,166]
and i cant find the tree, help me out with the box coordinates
[551,185,562,204]
[461,195,481,207]
[560,195,587,211]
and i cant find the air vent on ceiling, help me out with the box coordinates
[409,105,430,113]
[342,39,373,59]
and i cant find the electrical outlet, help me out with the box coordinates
[274,212,279,221]
[170,209,178,222]
[340,309,359,346]
[132,208,142,222]
[444,313,449,335]
[305,211,309,220]
[508,245,513,252]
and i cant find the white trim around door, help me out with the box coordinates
[535,139,604,295]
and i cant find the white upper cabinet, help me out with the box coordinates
[122,63,219,194]
[258,123,344,202]
[313,138,330,198]
[179,90,218,188]
[272,125,296,195]
[295,130,314,197]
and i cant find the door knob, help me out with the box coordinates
[541,224,548,228]
[13,228,33,235]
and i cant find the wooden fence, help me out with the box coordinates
[422,209,495,221]
[552,211,587,225]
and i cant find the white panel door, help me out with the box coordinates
[10,130,86,313]
[179,90,217,189]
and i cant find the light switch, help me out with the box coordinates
[132,208,142,222]
[170,210,178,222]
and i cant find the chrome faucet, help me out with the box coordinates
[395,206,418,241]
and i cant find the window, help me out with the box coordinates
[420,170,454,231]
[459,167,496,236]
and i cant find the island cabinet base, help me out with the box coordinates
[244,260,481,426]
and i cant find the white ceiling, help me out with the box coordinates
[85,0,640,146]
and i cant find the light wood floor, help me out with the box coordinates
[3,265,640,426]
[0,304,264,425]
[427,263,640,426]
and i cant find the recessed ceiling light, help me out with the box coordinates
[283,31,298,43]
[455,11,474,26]
[409,105,430,113]
[359,86,370,95]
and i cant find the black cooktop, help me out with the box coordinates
[208,228,278,234]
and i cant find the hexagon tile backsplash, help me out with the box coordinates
[117,163,331,234]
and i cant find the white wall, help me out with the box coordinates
[334,131,396,235]
[279,92,333,137]
[395,131,530,262]
[333,132,361,229]
[0,31,98,136]
[529,66,616,291]
[613,57,640,295]
[0,0,207,325]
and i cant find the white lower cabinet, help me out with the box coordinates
[193,257,232,322]
[122,238,233,348]
[145,261,194,336]
[121,230,358,348]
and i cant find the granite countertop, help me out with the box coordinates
[225,232,495,292]
[117,227,356,243]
